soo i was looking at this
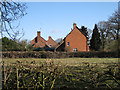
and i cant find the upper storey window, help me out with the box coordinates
[67,42,70,46]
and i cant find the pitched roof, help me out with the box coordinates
[55,41,64,50]
[40,36,47,43]
[76,26,88,38]
[33,36,49,47]
[46,37,57,47]
[63,26,88,41]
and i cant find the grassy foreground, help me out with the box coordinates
[1,58,120,89]
[2,58,119,65]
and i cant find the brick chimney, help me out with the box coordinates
[37,31,40,42]
[49,36,51,39]
[37,31,40,37]
[73,23,76,29]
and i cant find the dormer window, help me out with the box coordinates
[67,42,70,46]
[35,37,37,43]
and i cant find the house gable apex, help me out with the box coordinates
[63,26,87,41]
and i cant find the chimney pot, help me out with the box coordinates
[37,31,40,37]
[49,36,51,39]
[73,23,77,29]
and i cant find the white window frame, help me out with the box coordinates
[67,42,70,46]
[73,48,77,52]
[49,44,52,48]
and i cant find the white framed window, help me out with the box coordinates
[49,44,52,48]
[67,42,70,46]
[73,48,77,52]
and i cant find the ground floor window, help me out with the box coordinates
[73,48,77,52]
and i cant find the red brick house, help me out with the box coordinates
[55,23,89,52]
[31,31,57,49]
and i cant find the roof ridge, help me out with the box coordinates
[46,36,57,45]
[63,26,87,41]
[55,41,64,50]
[37,36,49,47]
[40,36,47,42]
[76,26,88,38]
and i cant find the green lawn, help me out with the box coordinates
[2,58,119,65]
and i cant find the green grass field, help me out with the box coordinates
[2,58,119,65]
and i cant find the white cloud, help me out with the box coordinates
[51,30,59,33]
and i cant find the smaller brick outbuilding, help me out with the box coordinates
[31,31,57,49]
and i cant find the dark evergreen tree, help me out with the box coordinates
[81,26,88,38]
[90,24,101,51]
[1,37,19,51]
[1,37,34,51]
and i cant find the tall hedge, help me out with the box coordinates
[1,51,119,58]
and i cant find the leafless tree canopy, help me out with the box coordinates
[97,10,120,50]
[0,0,27,40]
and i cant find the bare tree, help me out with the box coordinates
[108,11,120,40]
[87,28,92,46]
[97,10,120,51]
[0,0,27,40]
[98,21,109,50]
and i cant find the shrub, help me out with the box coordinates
[2,51,119,58]
[2,60,65,89]
[2,60,120,89]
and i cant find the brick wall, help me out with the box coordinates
[65,24,88,52]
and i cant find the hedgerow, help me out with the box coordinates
[1,51,119,58]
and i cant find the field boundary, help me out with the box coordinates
[1,51,119,58]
